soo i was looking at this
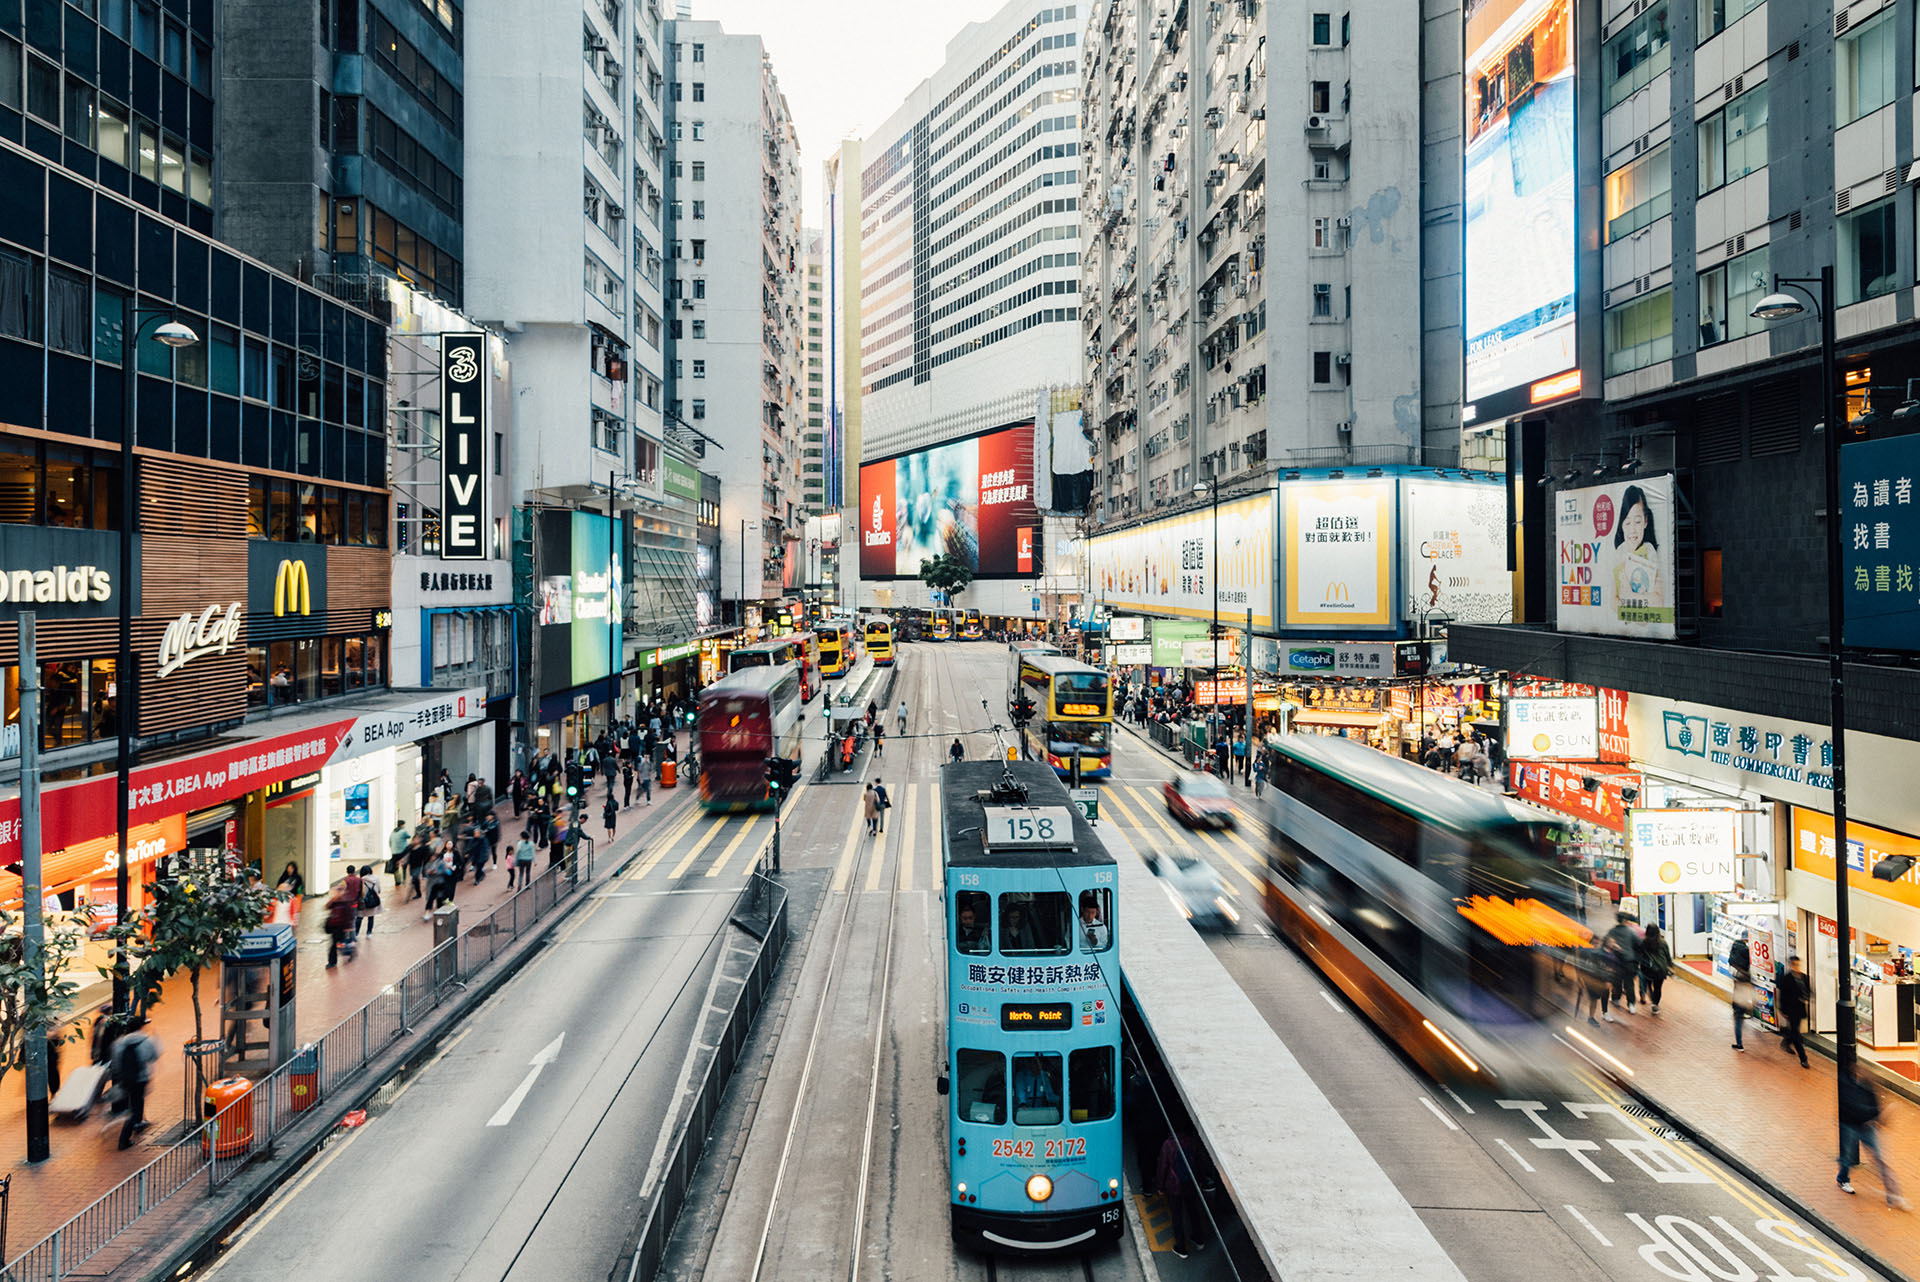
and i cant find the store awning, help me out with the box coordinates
[1294,710,1389,728]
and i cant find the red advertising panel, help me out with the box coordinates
[1509,760,1640,833]
[859,459,897,578]
[1596,685,1629,762]
[977,426,1040,575]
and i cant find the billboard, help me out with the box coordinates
[1401,477,1511,623]
[1556,476,1676,638]
[1839,434,1920,650]
[1282,479,1393,629]
[1629,809,1740,895]
[1510,761,1640,833]
[1150,618,1208,668]
[536,509,624,695]
[1088,495,1276,627]
[1506,695,1598,759]
[440,333,488,560]
[858,424,1040,579]
[1464,0,1577,414]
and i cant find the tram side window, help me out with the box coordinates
[1011,1052,1063,1126]
[955,1048,1005,1125]
[1069,1046,1115,1122]
[954,890,990,954]
[999,891,1071,955]
[1077,888,1112,951]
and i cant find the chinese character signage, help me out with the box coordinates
[1509,761,1640,832]
[1791,808,1920,911]
[1840,434,1920,650]
[1507,696,1598,759]
[1283,478,1394,629]
[1629,809,1740,895]
[1401,476,1512,623]
[1088,494,1276,627]
[1555,475,1676,639]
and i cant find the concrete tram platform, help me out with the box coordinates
[1103,816,1470,1281]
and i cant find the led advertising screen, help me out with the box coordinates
[536,509,625,695]
[1464,0,1577,413]
[1555,475,1676,639]
[858,424,1040,579]
[1087,495,1276,628]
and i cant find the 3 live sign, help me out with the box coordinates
[439,333,488,561]
[1839,433,1920,650]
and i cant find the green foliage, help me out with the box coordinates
[918,553,974,599]
[0,908,83,1094]
[111,854,272,1054]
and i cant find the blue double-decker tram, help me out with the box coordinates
[940,761,1124,1257]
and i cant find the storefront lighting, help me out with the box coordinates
[1720,900,1781,917]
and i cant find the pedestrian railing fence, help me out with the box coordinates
[4,843,598,1282]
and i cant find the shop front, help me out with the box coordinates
[634,640,699,707]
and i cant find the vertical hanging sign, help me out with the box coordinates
[441,333,488,560]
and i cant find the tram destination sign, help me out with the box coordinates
[1000,1003,1074,1031]
[982,805,1076,850]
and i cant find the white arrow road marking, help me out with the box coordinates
[487,1032,565,1127]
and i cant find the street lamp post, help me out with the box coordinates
[112,307,198,1015]
[1192,471,1220,734]
[1750,266,1857,1116]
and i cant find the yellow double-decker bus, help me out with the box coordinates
[930,608,954,641]
[1009,654,1113,779]
[816,621,854,678]
[959,608,984,639]
[863,615,895,666]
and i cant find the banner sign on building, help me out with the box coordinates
[1150,618,1208,668]
[1628,808,1740,895]
[1401,477,1512,623]
[1555,476,1677,639]
[440,332,488,561]
[1282,479,1393,629]
[1108,616,1145,641]
[1509,761,1640,833]
[858,423,1040,579]
[1506,696,1598,759]
[1791,808,1920,911]
[1839,433,1920,650]
[664,455,701,502]
[1087,494,1275,627]
[1110,643,1152,665]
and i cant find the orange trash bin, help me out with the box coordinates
[660,759,677,788]
[202,1077,255,1158]
[289,1044,319,1112]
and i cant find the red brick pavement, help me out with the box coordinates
[0,782,697,1255]
[1571,963,1918,1276]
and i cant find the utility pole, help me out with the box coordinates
[19,614,50,1162]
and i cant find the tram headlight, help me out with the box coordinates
[1025,1174,1053,1203]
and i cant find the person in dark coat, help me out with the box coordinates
[1637,924,1672,1014]
[1602,917,1641,1017]
[1729,935,1753,1050]
[1776,955,1812,1067]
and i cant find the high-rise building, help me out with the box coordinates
[466,0,686,747]
[848,0,1094,621]
[662,20,803,619]
[218,0,465,308]
[1080,1,1454,523]
[822,140,861,534]
[801,228,828,516]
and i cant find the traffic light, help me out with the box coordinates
[1010,693,1037,726]
[764,755,800,797]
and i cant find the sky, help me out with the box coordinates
[687,0,1023,226]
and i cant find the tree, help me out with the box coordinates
[919,553,974,602]
[0,908,82,1095]
[114,854,271,1082]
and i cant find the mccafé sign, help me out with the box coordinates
[156,602,245,677]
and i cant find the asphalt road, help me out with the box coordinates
[1100,722,1887,1282]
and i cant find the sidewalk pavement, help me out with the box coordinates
[0,779,698,1256]
[1579,966,1920,1280]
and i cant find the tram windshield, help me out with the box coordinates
[1011,1053,1063,1126]
[998,891,1072,955]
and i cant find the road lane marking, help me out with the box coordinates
[864,823,889,891]
[1319,990,1345,1013]
[897,781,918,893]
[486,1032,565,1127]
[627,806,707,879]
[1443,1085,1475,1114]
[666,815,738,880]
[1564,1205,1611,1247]
[1495,1138,1535,1172]
[1418,1096,1460,1131]
[701,819,763,880]
[830,799,868,893]
[930,782,944,892]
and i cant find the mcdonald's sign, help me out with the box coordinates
[1321,581,1352,606]
[274,559,311,616]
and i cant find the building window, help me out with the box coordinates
[1312,351,1331,384]
[1311,13,1331,45]
[692,319,706,338]
[691,399,706,419]
[1602,3,1669,111]
[1702,548,1723,617]
[1837,10,1895,126]
[25,54,58,125]
[692,42,704,61]
[0,248,41,342]
[691,238,706,260]
[691,81,705,102]
[692,359,706,378]
[1698,0,1761,39]
[692,277,706,299]
[691,121,704,140]
[1310,81,1330,114]
[1696,245,1770,347]
[691,162,705,182]
[1696,84,1766,194]
[1341,12,1350,45]
[692,200,705,219]
[1311,283,1332,317]
[1603,287,1673,375]
[1839,197,1897,306]
[1603,143,1670,242]
[1311,217,1331,249]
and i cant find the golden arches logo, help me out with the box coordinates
[1322,581,1352,605]
[274,559,311,616]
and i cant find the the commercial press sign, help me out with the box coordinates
[440,332,488,561]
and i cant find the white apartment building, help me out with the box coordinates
[664,21,805,615]
[1081,0,1458,522]
[853,0,1093,620]
[802,230,829,515]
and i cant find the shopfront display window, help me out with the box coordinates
[21,656,118,751]
[258,633,387,710]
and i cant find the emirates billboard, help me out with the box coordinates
[858,424,1041,579]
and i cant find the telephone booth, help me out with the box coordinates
[219,924,298,1075]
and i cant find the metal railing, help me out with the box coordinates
[5,843,598,1282]
[619,851,789,1282]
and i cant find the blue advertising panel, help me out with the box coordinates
[1841,434,1920,650]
